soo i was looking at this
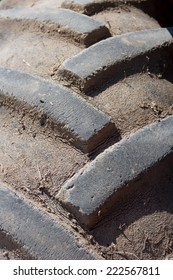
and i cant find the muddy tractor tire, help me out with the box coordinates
[0,0,173,260]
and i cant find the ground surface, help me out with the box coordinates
[0,0,173,260]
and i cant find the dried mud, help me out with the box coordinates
[89,73,173,137]
[92,6,160,35]
[0,0,173,260]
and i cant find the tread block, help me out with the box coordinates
[61,0,149,15]
[0,184,98,259]
[0,67,116,153]
[57,116,173,228]
[0,8,111,46]
[58,28,173,93]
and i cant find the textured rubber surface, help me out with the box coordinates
[57,116,173,228]
[0,8,111,46]
[0,0,173,260]
[61,0,148,15]
[0,67,116,153]
[0,184,98,259]
[58,28,173,93]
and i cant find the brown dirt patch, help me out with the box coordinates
[89,73,173,137]
[91,156,173,260]
[0,106,88,210]
[0,19,82,80]
[92,6,160,35]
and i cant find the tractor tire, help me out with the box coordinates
[0,0,173,260]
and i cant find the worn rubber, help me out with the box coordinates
[0,183,99,259]
[0,8,111,46]
[58,28,173,93]
[0,67,116,153]
[57,116,173,228]
[0,0,173,260]
[61,0,150,15]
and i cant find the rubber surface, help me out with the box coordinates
[0,0,173,260]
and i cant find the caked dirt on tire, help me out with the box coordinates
[0,0,173,260]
